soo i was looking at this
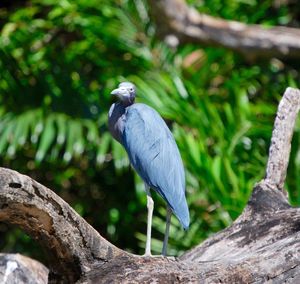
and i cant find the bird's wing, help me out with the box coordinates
[122,103,189,229]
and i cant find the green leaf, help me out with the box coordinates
[0,119,15,155]
[96,132,111,165]
[56,114,67,145]
[36,115,56,162]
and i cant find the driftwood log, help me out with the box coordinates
[148,0,300,59]
[0,87,300,283]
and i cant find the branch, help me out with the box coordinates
[148,0,300,59]
[0,168,126,282]
[181,87,300,262]
[265,87,300,189]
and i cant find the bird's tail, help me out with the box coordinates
[173,199,190,230]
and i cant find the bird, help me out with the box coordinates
[108,81,189,256]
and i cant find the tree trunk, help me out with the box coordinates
[0,87,299,283]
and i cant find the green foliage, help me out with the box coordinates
[0,0,299,259]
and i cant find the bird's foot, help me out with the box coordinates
[142,253,152,257]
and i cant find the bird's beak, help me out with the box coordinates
[110,88,121,96]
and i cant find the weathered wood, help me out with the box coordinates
[0,253,48,284]
[0,87,300,283]
[80,182,300,283]
[265,87,300,189]
[148,0,300,59]
[0,168,126,282]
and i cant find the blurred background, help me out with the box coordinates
[0,0,299,265]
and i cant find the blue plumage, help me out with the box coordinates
[122,104,189,229]
[108,82,189,255]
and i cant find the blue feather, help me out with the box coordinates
[121,103,189,229]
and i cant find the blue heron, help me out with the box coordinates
[108,82,189,256]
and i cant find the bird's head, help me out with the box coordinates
[110,82,136,106]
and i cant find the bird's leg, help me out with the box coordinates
[162,206,172,256]
[145,185,153,256]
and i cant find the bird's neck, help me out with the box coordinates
[108,102,126,144]
[121,97,135,107]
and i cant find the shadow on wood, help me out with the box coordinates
[0,87,299,283]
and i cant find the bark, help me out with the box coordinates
[0,87,300,283]
[148,0,300,59]
[0,253,48,284]
[0,168,126,282]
